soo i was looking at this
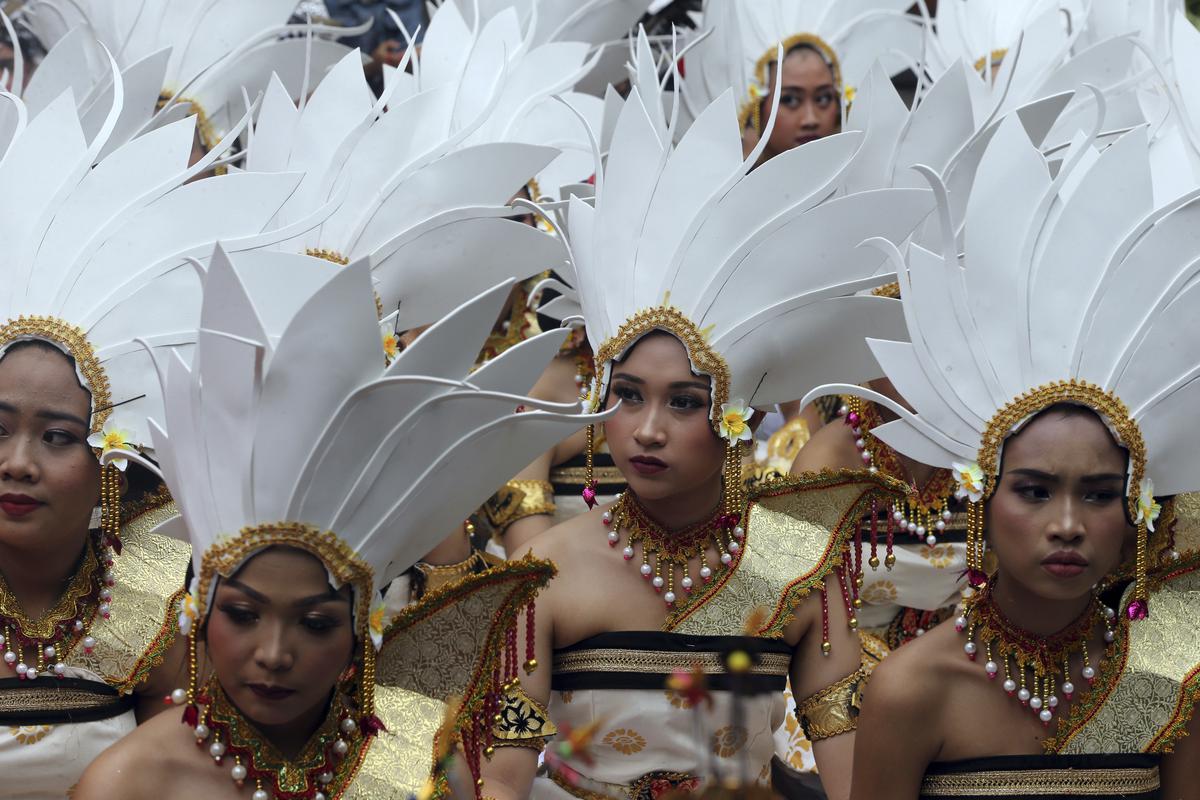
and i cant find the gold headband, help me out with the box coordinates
[741,32,843,133]
[0,316,112,435]
[978,380,1145,517]
[593,305,730,433]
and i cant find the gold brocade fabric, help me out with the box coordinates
[378,554,553,698]
[1054,568,1200,755]
[75,527,189,693]
[1164,492,1200,561]
[344,685,444,798]
[119,498,180,542]
[667,470,904,638]
[378,554,555,790]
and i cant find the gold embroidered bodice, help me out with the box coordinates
[666,470,904,638]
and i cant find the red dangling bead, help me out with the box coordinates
[182,704,199,727]
[582,484,598,509]
[361,714,387,735]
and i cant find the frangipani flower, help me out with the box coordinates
[177,592,198,636]
[719,399,754,444]
[382,331,400,365]
[368,597,387,651]
[87,422,137,471]
[952,461,985,503]
[1136,477,1162,532]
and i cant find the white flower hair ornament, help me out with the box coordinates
[719,400,754,444]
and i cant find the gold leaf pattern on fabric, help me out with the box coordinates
[1055,569,1200,755]
[667,470,905,638]
[711,725,748,757]
[861,580,898,604]
[603,727,646,755]
[543,686,782,792]
[920,544,957,569]
[8,725,51,745]
[344,685,443,798]
[76,527,189,693]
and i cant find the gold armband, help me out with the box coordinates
[491,683,556,753]
[415,551,486,594]
[489,480,556,535]
[796,666,866,742]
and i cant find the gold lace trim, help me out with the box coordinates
[305,249,385,319]
[0,538,100,641]
[0,681,128,715]
[973,48,1010,74]
[550,464,625,486]
[205,679,365,796]
[554,647,791,677]
[872,281,901,299]
[920,765,1158,796]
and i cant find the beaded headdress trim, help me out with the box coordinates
[592,305,730,433]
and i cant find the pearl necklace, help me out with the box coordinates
[0,536,114,679]
[843,397,957,547]
[189,678,366,800]
[957,586,1115,726]
[603,490,746,607]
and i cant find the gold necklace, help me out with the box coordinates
[603,489,746,607]
[958,585,1115,726]
[0,536,112,679]
[194,678,367,800]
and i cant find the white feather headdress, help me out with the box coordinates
[122,247,608,720]
[0,62,303,462]
[567,61,935,433]
[246,0,607,331]
[804,108,1200,616]
[20,0,358,157]
[923,0,1147,151]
